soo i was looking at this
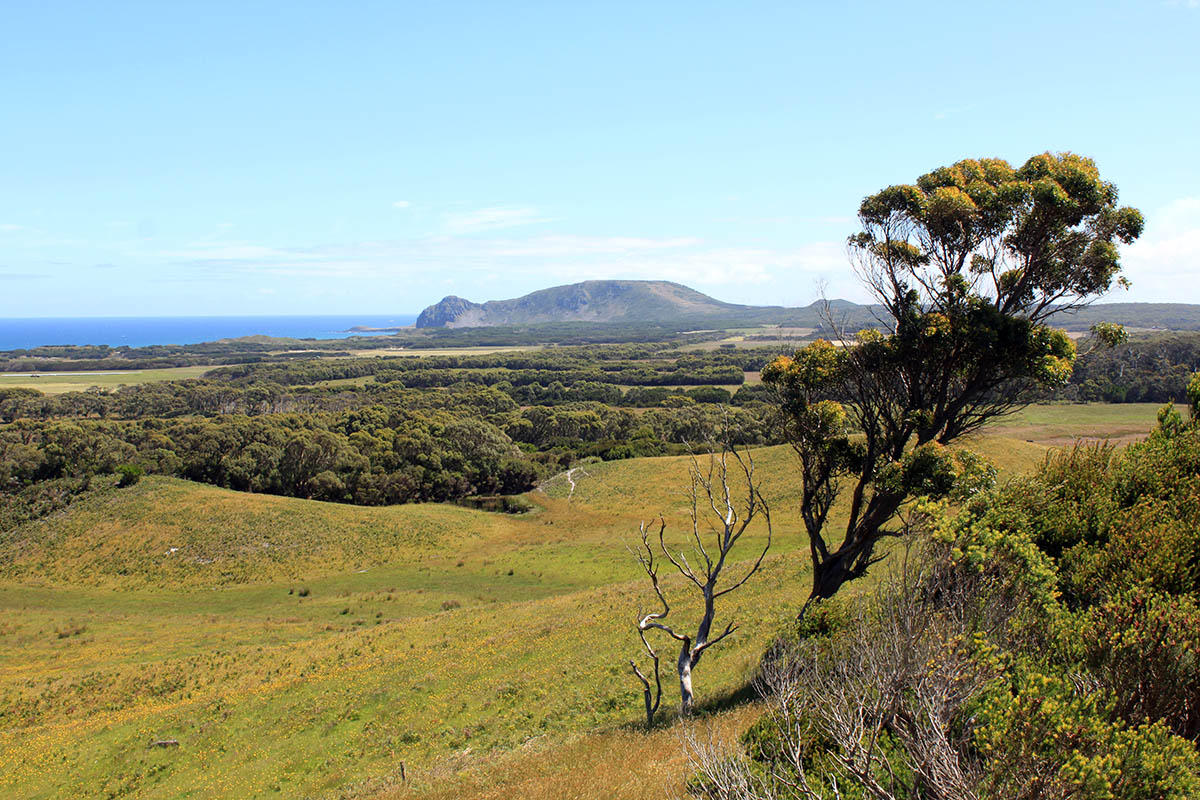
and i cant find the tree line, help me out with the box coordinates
[0,382,776,524]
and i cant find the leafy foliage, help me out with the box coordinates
[764,152,1142,602]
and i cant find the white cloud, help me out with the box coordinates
[1117,196,1200,301]
[482,235,701,258]
[442,206,550,234]
[392,200,412,209]
[0,223,23,232]
[710,214,856,226]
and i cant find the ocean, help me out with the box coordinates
[0,315,420,352]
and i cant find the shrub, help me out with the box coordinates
[1065,588,1200,740]
[115,463,144,488]
[54,622,87,639]
[976,672,1200,799]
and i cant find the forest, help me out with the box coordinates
[3,329,1199,533]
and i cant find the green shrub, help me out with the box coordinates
[976,672,1200,799]
[1064,588,1200,740]
[115,464,144,488]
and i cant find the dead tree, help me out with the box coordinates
[630,446,772,722]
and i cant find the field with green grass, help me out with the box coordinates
[0,365,215,395]
[0,404,1160,799]
[986,401,1161,445]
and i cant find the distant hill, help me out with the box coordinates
[415,280,776,328]
[414,279,1200,332]
[1056,303,1200,332]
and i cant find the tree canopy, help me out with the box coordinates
[763,152,1144,603]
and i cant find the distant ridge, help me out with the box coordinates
[414,280,1200,332]
[415,280,775,328]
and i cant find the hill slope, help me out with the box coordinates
[0,408,1160,799]
[415,280,771,328]
[414,280,1200,332]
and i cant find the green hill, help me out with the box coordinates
[415,279,1200,332]
[0,409,1155,799]
[415,280,773,328]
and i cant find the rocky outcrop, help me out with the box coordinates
[415,296,485,328]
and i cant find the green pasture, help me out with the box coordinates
[0,365,214,395]
[986,401,1162,445]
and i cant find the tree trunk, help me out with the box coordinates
[641,685,656,728]
[811,549,861,600]
[678,647,695,716]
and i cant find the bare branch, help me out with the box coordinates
[628,440,773,717]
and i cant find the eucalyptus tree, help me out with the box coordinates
[762,152,1143,608]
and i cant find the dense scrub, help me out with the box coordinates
[695,384,1200,798]
[1060,332,1200,403]
[0,345,785,517]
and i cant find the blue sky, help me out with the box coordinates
[2,0,1198,317]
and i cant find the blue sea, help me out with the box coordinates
[0,315,420,351]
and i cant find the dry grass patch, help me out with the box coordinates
[382,704,762,800]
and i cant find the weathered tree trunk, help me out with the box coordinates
[811,546,869,600]
[639,682,657,727]
[808,492,903,603]
[678,647,696,716]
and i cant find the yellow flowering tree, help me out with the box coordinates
[763,152,1143,608]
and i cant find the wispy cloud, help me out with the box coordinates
[392,200,412,209]
[481,235,701,258]
[442,206,550,234]
[711,214,856,226]
[142,233,860,303]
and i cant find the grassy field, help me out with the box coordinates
[986,401,1161,446]
[0,365,214,395]
[0,404,1158,798]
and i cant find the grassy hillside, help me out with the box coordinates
[0,404,1158,799]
